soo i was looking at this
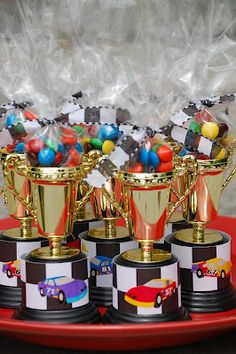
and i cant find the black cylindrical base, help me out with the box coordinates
[80,229,137,307]
[89,284,112,307]
[181,285,236,313]
[15,301,100,323]
[103,305,190,324]
[0,284,22,308]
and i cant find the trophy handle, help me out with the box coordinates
[0,186,7,204]
[3,155,36,218]
[221,165,236,193]
[75,185,95,213]
[167,156,198,220]
[100,187,128,224]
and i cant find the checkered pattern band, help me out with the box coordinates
[56,105,131,125]
[112,255,181,315]
[21,253,89,311]
[80,231,137,288]
[165,231,231,292]
[0,237,46,288]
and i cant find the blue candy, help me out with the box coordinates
[75,142,83,152]
[149,150,160,167]
[139,148,149,166]
[100,125,118,140]
[15,142,25,154]
[179,148,189,157]
[58,144,66,154]
[6,113,16,127]
[38,147,55,166]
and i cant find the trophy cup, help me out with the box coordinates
[8,125,100,323]
[101,148,198,323]
[165,153,236,312]
[80,175,138,307]
[0,150,47,308]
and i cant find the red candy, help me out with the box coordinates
[24,111,37,121]
[69,148,81,164]
[156,161,173,172]
[53,152,63,166]
[156,145,173,162]
[128,162,144,173]
[28,138,45,154]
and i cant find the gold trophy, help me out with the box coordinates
[102,155,198,323]
[165,153,236,312]
[0,151,47,308]
[80,175,137,307]
[9,156,100,323]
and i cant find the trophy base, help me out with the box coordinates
[73,219,102,239]
[105,250,188,323]
[0,234,47,308]
[19,251,101,323]
[181,285,236,313]
[30,246,80,261]
[89,284,112,307]
[175,228,223,245]
[80,229,137,307]
[122,248,172,263]
[0,284,22,308]
[15,302,100,323]
[88,226,129,239]
[165,231,236,313]
[1,227,39,240]
[102,305,190,324]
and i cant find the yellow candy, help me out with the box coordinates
[102,140,115,155]
[201,122,219,140]
[82,137,90,145]
[220,133,234,147]
[215,147,226,160]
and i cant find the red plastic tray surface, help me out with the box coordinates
[0,216,236,351]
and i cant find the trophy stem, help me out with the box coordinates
[49,237,62,257]
[20,217,32,238]
[140,242,153,262]
[192,223,205,243]
[76,202,86,220]
[104,219,116,238]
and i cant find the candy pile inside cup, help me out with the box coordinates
[178,109,234,160]
[73,123,122,155]
[25,125,82,167]
[127,136,174,173]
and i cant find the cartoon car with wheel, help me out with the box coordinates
[38,276,87,304]
[192,257,232,279]
[125,278,176,308]
[2,260,21,278]
[90,256,113,277]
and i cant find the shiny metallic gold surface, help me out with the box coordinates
[175,228,223,244]
[31,246,79,260]
[88,225,129,239]
[122,248,171,263]
[2,227,39,240]
[75,183,97,222]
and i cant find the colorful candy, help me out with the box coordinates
[201,122,219,140]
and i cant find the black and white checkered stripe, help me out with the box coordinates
[112,255,180,315]
[80,231,137,288]
[0,238,46,288]
[56,105,131,125]
[165,231,231,292]
[20,253,89,311]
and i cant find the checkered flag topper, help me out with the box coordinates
[20,254,90,311]
[112,256,181,316]
[0,237,46,288]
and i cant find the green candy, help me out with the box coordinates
[189,121,201,134]
[151,143,162,152]
[90,138,103,149]
[72,125,84,136]
[46,138,58,152]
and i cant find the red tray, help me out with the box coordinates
[0,216,236,351]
